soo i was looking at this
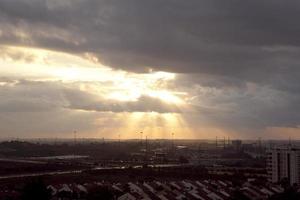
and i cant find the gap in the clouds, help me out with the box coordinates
[0,45,186,105]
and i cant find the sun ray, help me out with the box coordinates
[1,45,190,139]
[99,112,193,139]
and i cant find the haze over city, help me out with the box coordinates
[0,0,300,140]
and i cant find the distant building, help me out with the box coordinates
[231,140,242,151]
[242,143,254,151]
[154,152,166,161]
[267,147,300,185]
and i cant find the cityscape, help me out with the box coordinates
[1,0,300,199]
[0,138,299,199]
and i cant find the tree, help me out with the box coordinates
[21,178,51,200]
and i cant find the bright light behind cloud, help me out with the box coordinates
[0,45,191,138]
[0,45,184,105]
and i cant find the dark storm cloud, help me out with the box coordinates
[0,79,66,112]
[1,0,300,81]
[170,71,300,128]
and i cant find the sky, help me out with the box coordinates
[0,0,300,139]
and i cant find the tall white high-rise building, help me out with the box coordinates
[267,147,300,185]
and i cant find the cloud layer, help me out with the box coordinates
[0,0,299,138]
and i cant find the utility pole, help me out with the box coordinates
[258,137,262,153]
[73,130,77,160]
[145,135,148,163]
[172,133,175,152]
[198,143,201,153]
[140,131,143,146]
[74,130,77,146]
